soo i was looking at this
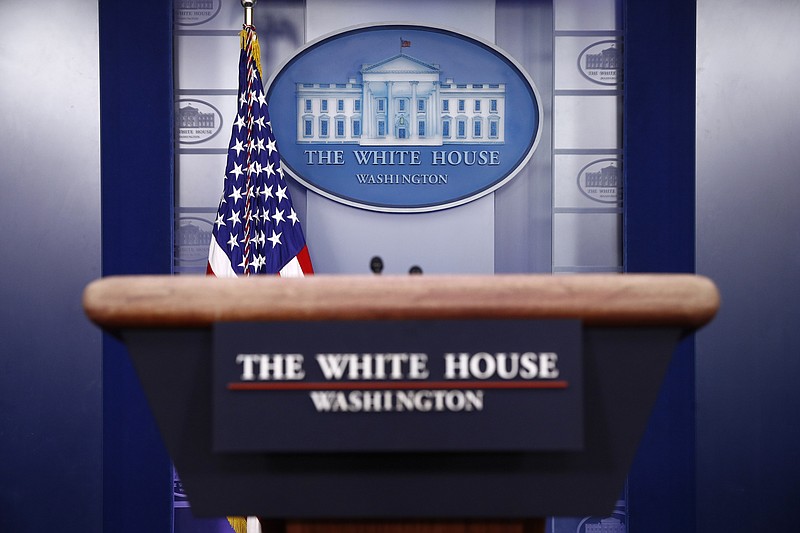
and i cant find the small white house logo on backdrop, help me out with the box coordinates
[177,100,223,144]
[577,516,625,533]
[578,40,623,86]
[175,0,221,26]
[575,499,627,533]
[577,159,622,204]
[175,217,213,265]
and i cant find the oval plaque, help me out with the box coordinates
[577,158,622,204]
[265,24,542,212]
[175,0,222,27]
[177,99,224,145]
[578,40,623,86]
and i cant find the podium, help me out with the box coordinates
[84,274,718,532]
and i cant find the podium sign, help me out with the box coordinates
[213,319,582,453]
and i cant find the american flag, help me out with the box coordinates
[207,26,313,278]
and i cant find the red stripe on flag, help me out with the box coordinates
[295,245,314,275]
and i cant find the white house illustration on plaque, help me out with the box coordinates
[296,53,506,146]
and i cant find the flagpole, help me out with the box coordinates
[242,0,256,27]
[232,9,262,533]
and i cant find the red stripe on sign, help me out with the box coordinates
[227,380,569,391]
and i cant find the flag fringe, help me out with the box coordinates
[240,28,263,79]
[228,516,248,533]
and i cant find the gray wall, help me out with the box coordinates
[696,0,800,530]
[0,0,102,531]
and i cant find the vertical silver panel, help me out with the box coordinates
[550,0,623,276]
[495,0,554,274]
[0,0,101,529]
[696,0,800,529]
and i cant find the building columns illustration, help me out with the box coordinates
[295,54,505,145]
[411,81,418,140]
[386,81,394,139]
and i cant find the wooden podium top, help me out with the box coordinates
[83,274,719,329]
